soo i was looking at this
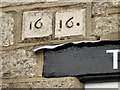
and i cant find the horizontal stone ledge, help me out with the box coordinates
[2,77,84,88]
[1,36,96,51]
[1,2,81,12]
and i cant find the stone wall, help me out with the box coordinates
[0,0,119,89]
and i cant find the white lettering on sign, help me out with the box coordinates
[22,11,53,40]
[106,49,120,69]
[55,9,86,38]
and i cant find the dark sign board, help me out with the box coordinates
[35,40,120,83]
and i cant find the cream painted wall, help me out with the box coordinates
[85,82,120,89]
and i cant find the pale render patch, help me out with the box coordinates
[0,13,14,46]
[55,9,86,38]
[22,11,53,40]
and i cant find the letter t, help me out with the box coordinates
[106,49,120,69]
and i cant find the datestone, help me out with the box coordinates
[55,9,86,38]
[22,11,53,40]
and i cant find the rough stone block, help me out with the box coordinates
[2,77,84,88]
[55,9,86,38]
[0,13,14,46]
[111,1,120,7]
[0,0,45,7]
[2,49,38,78]
[22,11,53,40]
[100,32,120,40]
[92,2,120,16]
[93,15,119,37]
[92,2,111,16]
[46,0,58,1]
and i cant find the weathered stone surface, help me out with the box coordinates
[0,13,14,46]
[0,50,2,89]
[46,0,59,1]
[111,1,120,7]
[100,31,120,40]
[92,2,110,16]
[92,2,106,15]
[22,11,53,41]
[0,73,1,89]
[55,9,85,38]
[2,77,84,88]
[92,2,119,16]
[0,51,2,75]
[0,0,45,7]
[93,14,119,37]
[2,84,9,88]
[2,49,38,78]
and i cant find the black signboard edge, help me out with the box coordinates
[42,72,120,83]
[78,73,120,83]
[34,40,120,52]
[34,40,120,83]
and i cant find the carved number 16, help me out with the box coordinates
[30,18,43,30]
[59,17,80,30]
